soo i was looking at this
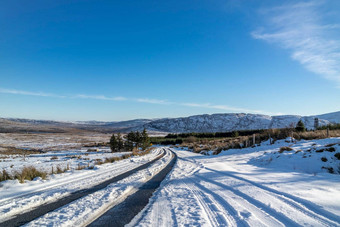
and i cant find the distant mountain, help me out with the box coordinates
[316,111,340,124]
[138,113,331,133]
[76,119,153,128]
[1,111,339,133]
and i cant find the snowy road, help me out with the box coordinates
[0,148,172,225]
[1,138,340,226]
[135,146,340,227]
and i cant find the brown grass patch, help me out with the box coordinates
[279,146,293,153]
[14,166,47,183]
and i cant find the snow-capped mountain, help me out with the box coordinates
[317,111,340,124]
[1,111,339,133]
[138,113,332,133]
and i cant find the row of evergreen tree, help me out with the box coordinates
[110,129,150,152]
[164,129,267,139]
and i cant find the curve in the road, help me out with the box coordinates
[0,150,166,227]
[88,149,177,227]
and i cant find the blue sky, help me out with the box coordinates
[1,0,339,121]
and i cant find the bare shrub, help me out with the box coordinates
[76,164,86,170]
[335,153,340,160]
[95,159,104,165]
[325,143,338,147]
[184,136,197,143]
[0,169,12,181]
[326,147,336,152]
[279,146,293,153]
[322,166,334,174]
[316,149,325,153]
[50,156,58,160]
[15,166,47,183]
[56,165,66,174]
[105,156,121,163]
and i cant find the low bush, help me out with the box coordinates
[15,166,47,183]
[279,146,293,153]
[56,165,66,174]
[76,164,86,171]
[321,157,328,162]
[326,147,336,152]
[0,169,12,181]
[325,143,338,147]
[322,166,334,174]
[334,153,340,160]
[105,156,122,163]
[95,159,104,165]
[316,149,325,153]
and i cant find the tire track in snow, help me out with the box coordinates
[180,156,282,227]
[183,180,238,227]
[197,175,298,226]
[135,150,213,227]
[178,156,286,226]
[0,148,163,209]
[1,150,166,227]
[203,167,340,227]
[88,149,176,227]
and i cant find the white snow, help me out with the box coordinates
[24,148,173,227]
[2,137,340,226]
[134,138,340,226]
[0,146,129,176]
[0,148,164,222]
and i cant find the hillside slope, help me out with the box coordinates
[1,111,339,133]
[140,113,330,133]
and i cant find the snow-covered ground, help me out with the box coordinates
[0,146,128,176]
[134,138,340,226]
[0,132,111,151]
[25,148,173,227]
[0,148,165,222]
[1,137,340,226]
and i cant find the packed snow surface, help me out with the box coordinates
[1,138,340,226]
[0,148,164,222]
[135,138,340,226]
[25,148,173,226]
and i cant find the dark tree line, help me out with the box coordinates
[110,129,150,152]
[164,129,267,139]
[318,123,340,130]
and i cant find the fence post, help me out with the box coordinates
[253,134,256,145]
[327,127,330,138]
[314,118,319,130]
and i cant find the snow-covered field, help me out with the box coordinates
[0,132,111,151]
[0,146,131,176]
[135,138,340,226]
[1,136,340,226]
[0,148,167,223]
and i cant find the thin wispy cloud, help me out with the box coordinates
[75,94,127,101]
[252,0,340,86]
[0,88,66,98]
[0,87,271,115]
[181,103,270,114]
[136,98,172,105]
